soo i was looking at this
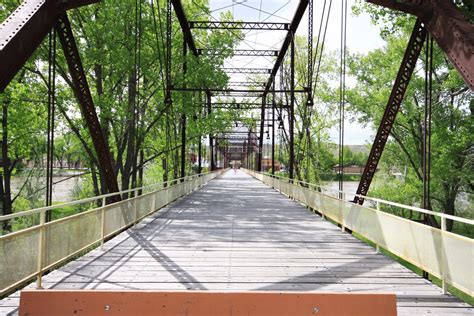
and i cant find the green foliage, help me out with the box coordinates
[348,6,473,228]
[1,0,242,216]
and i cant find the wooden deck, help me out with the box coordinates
[1,170,472,315]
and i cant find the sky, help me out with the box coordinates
[206,0,386,145]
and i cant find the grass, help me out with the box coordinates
[1,201,96,235]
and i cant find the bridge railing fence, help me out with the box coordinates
[0,169,226,296]
[244,169,473,298]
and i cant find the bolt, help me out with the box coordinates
[312,307,320,314]
[105,305,110,311]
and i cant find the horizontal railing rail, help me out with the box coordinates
[244,169,473,297]
[0,169,226,296]
[258,172,473,225]
[0,171,218,223]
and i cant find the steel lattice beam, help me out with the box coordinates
[172,87,306,93]
[56,14,120,199]
[223,68,272,74]
[368,0,474,90]
[198,49,279,57]
[0,0,100,92]
[213,91,263,97]
[354,20,426,204]
[228,82,266,87]
[170,0,198,56]
[263,0,309,95]
[189,21,289,30]
[0,0,119,199]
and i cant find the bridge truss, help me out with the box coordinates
[0,0,472,224]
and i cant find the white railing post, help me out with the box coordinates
[36,210,46,289]
[150,191,156,214]
[133,191,139,227]
[100,196,106,251]
[340,193,346,232]
[375,201,380,252]
[441,216,447,294]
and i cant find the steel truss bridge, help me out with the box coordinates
[0,0,473,314]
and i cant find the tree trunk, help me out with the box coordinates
[122,71,137,198]
[443,185,457,232]
[162,157,168,187]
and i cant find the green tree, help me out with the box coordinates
[347,10,473,231]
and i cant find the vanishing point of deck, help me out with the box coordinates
[0,170,472,315]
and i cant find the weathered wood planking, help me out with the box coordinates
[0,170,472,315]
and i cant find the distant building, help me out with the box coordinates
[333,164,365,175]
[262,157,281,172]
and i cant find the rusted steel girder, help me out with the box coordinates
[367,0,474,90]
[1,0,120,198]
[354,20,426,204]
[189,21,290,30]
[170,0,198,56]
[56,14,120,199]
[263,0,309,95]
[0,0,100,92]
[257,95,266,171]
[197,49,279,57]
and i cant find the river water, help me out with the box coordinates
[10,171,84,203]
[321,181,360,201]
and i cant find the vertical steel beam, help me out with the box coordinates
[45,29,56,222]
[272,80,276,175]
[289,31,295,180]
[307,0,314,104]
[165,0,172,106]
[247,131,251,169]
[258,94,266,171]
[207,91,214,171]
[198,136,202,174]
[354,20,426,204]
[55,14,120,199]
[180,39,187,180]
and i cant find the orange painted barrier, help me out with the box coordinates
[19,290,397,316]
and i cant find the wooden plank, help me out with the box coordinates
[19,290,397,316]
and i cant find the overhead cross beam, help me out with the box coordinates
[223,68,272,74]
[198,49,279,57]
[228,82,266,87]
[172,87,307,93]
[196,102,279,110]
[213,92,263,97]
[189,21,290,30]
[367,0,474,90]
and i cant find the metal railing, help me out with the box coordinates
[0,170,226,295]
[244,169,473,297]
